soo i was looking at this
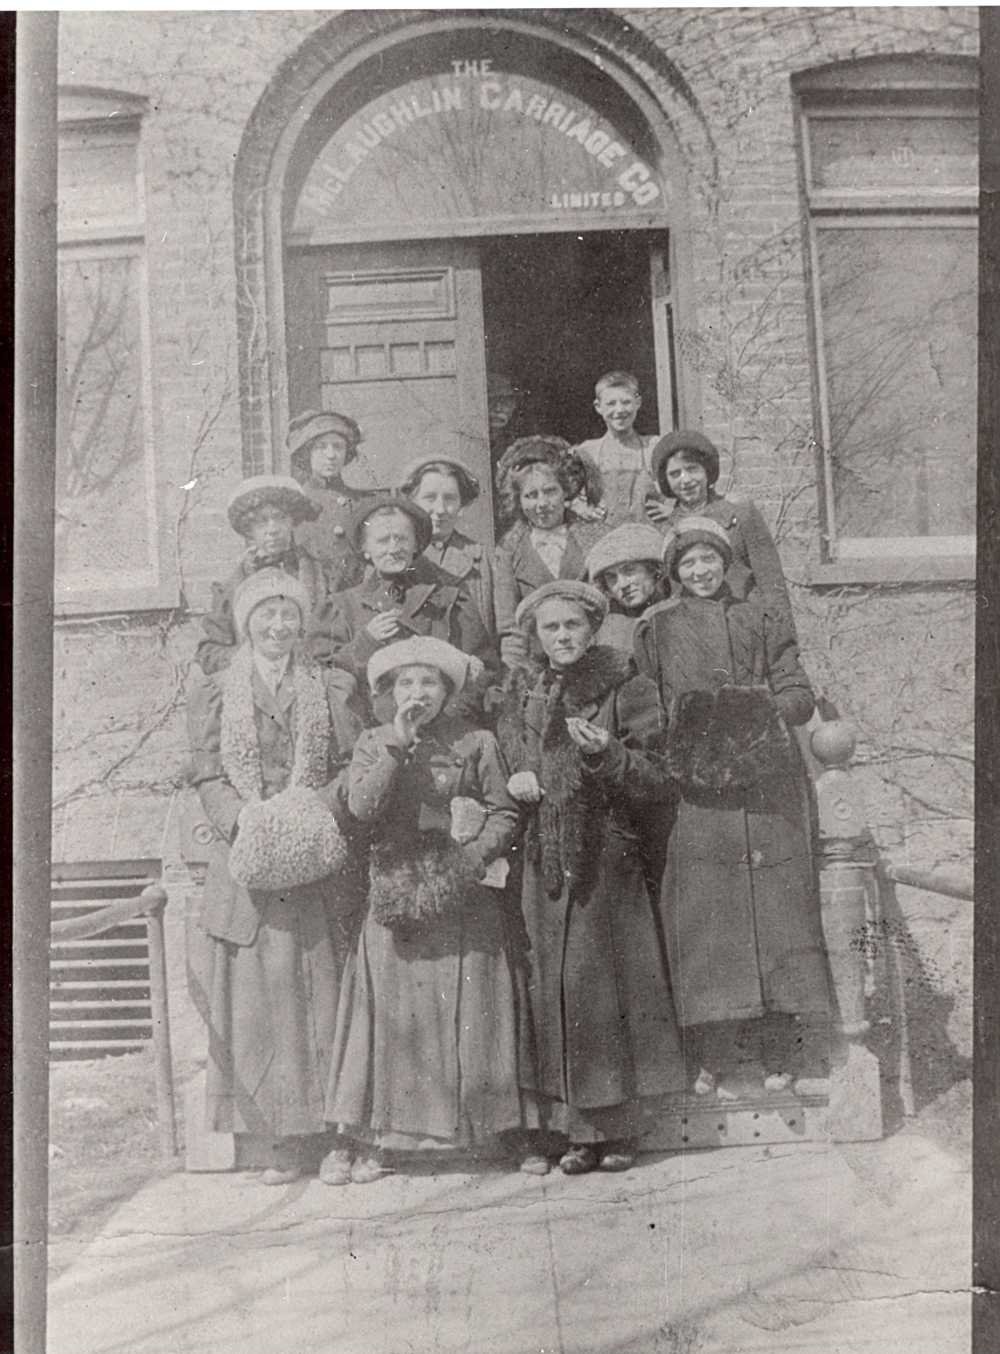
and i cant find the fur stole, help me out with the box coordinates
[666,685,793,792]
[220,644,331,803]
[498,646,636,899]
[368,829,481,932]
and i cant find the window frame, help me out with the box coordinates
[795,62,978,585]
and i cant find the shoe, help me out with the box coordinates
[519,1153,551,1176]
[319,1148,353,1186]
[351,1155,395,1184]
[261,1166,301,1186]
[559,1144,599,1175]
[598,1143,636,1172]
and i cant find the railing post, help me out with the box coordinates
[141,885,178,1165]
[811,720,882,1140]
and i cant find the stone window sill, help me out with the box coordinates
[806,557,975,586]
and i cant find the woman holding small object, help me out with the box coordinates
[322,637,536,1184]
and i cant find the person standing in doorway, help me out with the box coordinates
[571,371,661,529]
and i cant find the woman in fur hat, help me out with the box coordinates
[323,637,536,1184]
[585,522,669,653]
[287,409,376,592]
[196,476,332,676]
[634,520,834,1100]
[187,568,367,1184]
[307,496,498,718]
[496,580,685,1175]
[646,430,798,644]
[398,453,496,636]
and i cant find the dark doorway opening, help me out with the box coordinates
[479,230,667,449]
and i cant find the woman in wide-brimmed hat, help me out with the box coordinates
[492,436,607,668]
[322,636,536,1184]
[286,409,377,591]
[645,430,798,643]
[585,522,669,653]
[635,519,834,1101]
[495,580,684,1177]
[187,568,367,1184]
[397,453,496,636]
[306,495,498,717]
[196,475,331,676]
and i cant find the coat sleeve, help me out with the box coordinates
[581,673,671,805]
[734,500,797,638]
[194,575,239,675]
[763,614,816,727]
[307,590,379,675]
[346,727,408,822]
[186,668,245,840]
[462,731,521,870]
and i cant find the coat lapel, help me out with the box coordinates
[251,665,293,736]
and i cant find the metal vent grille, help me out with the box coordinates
[50,860,161,1061]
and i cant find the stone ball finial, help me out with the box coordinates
[811,719,857,768]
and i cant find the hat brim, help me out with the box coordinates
[349,496,433,555]
[228,486,321,533]
[366,637,468,695]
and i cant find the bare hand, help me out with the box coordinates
[507,771,543,803]
[565,716,610,755]
[645,498,672,524]
[466,655,485,683]
[366,610,402,642]
[393,694,429,745]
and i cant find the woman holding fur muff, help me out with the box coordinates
[496,580,685,1177]
[187,568,367,1185]
[322,637,536,1184]
[634,518,834,1101]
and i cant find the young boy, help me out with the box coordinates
[571,371,662,529]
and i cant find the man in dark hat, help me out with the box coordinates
[286,408,377,591]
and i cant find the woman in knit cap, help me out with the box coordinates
[496,580,684,1176]
[287,409,376,592]
[492,436,607,668]
[634,519,834,1101]
[646,430,798,644]
[398,453,496,636]
[322,637,535,1184]
[584,522,669,653]
[195,475,330,676]
[187,568,368,1184]
[307,495,498,718]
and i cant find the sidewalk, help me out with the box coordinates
[47,1126,969,1354]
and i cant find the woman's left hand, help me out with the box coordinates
[565,716,609,754]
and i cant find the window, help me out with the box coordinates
[795,58,977,580]
[56,88,173,612]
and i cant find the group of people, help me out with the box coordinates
[186,370,835,1187]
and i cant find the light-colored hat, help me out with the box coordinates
[398,455,481,506]
[232,567,311,639]
[367,637,469,696]
[227,476,320,535]
[287,409,362,465]
[515,579,609,632]
[663,517,734,579]
[585,524,665,583]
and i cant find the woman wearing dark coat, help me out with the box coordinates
[497,580,685,1175]
[287,409,377,592]
[187,568,367,1183]
[634,518,833,1098]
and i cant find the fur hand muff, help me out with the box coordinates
[666,686,793,792]
[228,785,348,890]
[368,830,482,931]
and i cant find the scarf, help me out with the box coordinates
[220,644,331,803]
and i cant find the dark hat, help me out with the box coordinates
[663,517,735,580]
[349,495,434,556]
[227,475,320,536]
[398,455,481,507]
[287,409,362,467]
[650,430,721,497]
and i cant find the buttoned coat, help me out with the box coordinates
[493,516,607,663]
[423,529,496,639]
[294,475,376,592]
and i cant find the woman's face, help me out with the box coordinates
[245,505,294,559]
[309,434,350,481]
[391,664,448,726]
[664,453,710,510]
[412,471,462,543]
[534,598,595,668]
[519,464,566,530]
[247,598,302,659]
[602,560,658,611]
[363,510,418,575]
[676,544,726,598]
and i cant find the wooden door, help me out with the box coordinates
[286,241,493,542]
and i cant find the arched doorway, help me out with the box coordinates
[242,16,698,541]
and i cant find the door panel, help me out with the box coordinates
[286,241,493,542]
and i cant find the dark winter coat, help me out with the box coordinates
[496,646,685,1118]
[195,546,331,676]
[294,474,376,592]
[328,716,532,1145]
[423,529,496,639]
[186,657,367,1137]
[634,588,832,1027]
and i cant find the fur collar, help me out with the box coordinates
[220,645,331,802]
[521,644,636,708]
